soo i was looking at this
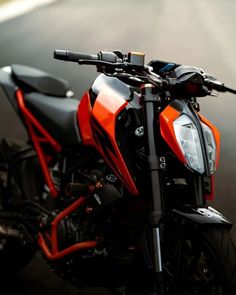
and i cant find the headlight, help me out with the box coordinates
[201,122,217,174]
[173,114,204,173]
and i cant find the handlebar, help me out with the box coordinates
[54,49,119,64]
[54,49,236,96]
[204,78,236,94]
[223,86,236,95]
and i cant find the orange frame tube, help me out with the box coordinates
[38,197,97,260]
[16,90,97,259]
[16,89,61,198]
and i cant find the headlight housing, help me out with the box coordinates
[160,104,219,175]
[173,114,204,173]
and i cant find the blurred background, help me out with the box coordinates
[0,0,235,294]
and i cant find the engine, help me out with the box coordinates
[41,150,146,287]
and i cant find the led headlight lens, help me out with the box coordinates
[201,122,217,174]
[173,114,204,173]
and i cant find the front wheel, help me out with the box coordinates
[163,226,236,295]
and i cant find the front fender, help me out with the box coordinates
[169,206,232,229]
[140,206,232,272]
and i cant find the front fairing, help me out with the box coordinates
[160,99,220,176]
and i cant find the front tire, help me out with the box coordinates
[163,226,236,295]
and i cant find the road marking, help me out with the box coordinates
[0,0,58,23]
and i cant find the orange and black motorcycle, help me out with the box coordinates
[0,49,236,294]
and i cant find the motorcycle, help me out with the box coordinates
[0,49,236,295]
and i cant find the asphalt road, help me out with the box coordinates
[0,0,236,294]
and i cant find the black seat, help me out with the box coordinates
[11,64,69,97]
[24,92,81,145]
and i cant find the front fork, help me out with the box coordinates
[141,84,164,294]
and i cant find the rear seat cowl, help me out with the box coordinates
[11,64,70,97]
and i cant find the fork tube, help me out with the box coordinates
[141,84,164,294]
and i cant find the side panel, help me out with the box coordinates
[77,91,96,146]
[92,85,127,138]
[90,86,139,195]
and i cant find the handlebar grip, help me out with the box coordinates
[54,49,98,62]
[222,85,236,95]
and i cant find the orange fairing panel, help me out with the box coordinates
[92,86,128,138]
[160,105,187,164]
[92,86,139,195]
[78,91,95,146]
[198,113,220,168]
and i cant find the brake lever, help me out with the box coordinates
[78,59,149,69]
[79,58,165,87]
[78,59,125,68]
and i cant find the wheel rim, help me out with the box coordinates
[177,238,225,295]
